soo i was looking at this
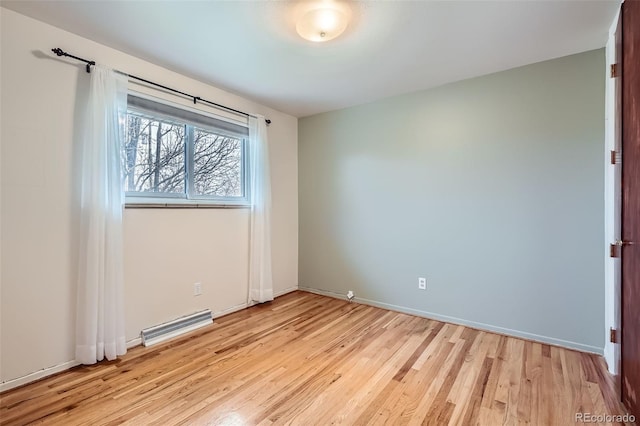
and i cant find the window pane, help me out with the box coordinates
[192,128,243,197]
[123,113,186,194]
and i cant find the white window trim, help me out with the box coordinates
[128,90,249,129]
[124,91,250,208]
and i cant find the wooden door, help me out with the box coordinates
[621,0,640,418]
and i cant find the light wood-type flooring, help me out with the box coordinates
[0,291,632,425]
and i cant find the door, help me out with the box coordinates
[621,0,640,418]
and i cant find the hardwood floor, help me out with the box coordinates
[0,291,632,425]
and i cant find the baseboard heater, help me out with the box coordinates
[141,309,213,347]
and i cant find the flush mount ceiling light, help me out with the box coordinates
[296,3,351,42]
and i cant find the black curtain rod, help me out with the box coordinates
[51,48,271,125]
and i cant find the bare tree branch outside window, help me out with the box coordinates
[122,112,244,200]
[193,128,242,197]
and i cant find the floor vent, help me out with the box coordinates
[141,309,213,347]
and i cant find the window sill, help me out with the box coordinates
[125,198,250,209]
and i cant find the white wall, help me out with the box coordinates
[0,8,298,385]
[299,50,605,354]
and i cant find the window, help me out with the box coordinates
[123,95,249,205]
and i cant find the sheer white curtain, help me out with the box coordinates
[248,116,274,303]
[76,66,128,365]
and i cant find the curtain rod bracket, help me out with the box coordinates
[52,47,95,74]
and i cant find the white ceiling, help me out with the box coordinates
[1,1,620,117]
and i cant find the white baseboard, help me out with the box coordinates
[0,360,80,393]
[274,286,298,297]
[214,286,299,317]
[127,337,142,349]
[214,302,250,317]
[0,336,144,393]
[299,286,604,356]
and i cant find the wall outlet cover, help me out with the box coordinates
[418,277,427,290]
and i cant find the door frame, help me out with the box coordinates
[603,8,621,381]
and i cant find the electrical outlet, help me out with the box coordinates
[418,277,426,290]
[194,282,202,296]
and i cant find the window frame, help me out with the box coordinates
[124,93,250,208]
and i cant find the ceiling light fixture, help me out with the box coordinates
[296,3,350,42]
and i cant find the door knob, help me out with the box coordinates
[614,240,636,246]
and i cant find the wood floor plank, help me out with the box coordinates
[459,356,493,426]
[0,291,633,426]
